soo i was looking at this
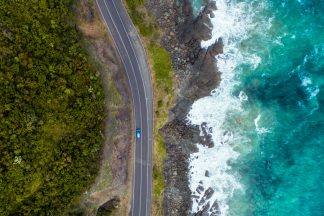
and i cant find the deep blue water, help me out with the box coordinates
[190,0,324,215]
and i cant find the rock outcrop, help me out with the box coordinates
[146,0,222,215]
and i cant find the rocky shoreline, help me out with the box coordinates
[146,0,222,215]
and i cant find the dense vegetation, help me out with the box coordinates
[0,0,105,215]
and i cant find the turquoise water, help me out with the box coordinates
[191,0,205,16]
[189,0,324,215]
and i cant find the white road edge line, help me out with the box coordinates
[96,1,143,215]
[102,1,147,215]
[114,2,155,215]
[109,2,152,215]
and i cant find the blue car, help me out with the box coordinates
[136,128,141,139]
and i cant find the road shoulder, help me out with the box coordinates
[70,1,134,215]
[123,1,176,215]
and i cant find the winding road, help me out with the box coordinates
[96,0,153,215]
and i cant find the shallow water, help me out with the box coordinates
[188,0,324,215]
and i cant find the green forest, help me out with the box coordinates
[0,0,105,215]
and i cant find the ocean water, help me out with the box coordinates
[191,0,205,16]
[187,0,324,215]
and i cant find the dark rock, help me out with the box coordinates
[196,185,204,194]
[159,118,200,154]
[192,195,200,199]
[179,1,217,42]
[163,146,192,216]
[145,0,223,215]
[193,201,211,216]
[185,38,223,101]
[210,200,221,215]
[200,122,214,148]
[204,187,214,200]
[205,170,210,177]
[97,197,120,213]
[199,187,214,206]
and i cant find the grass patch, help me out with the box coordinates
[124,0,156,37]
[124,1,175,215]
[148,43,173,94]
[153,136,166,197]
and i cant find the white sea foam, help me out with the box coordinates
[301,76,312,86]
[238,91,248,101]
[297,46,322,102]
[201,1,254,49]
[186,0,267,215]
[301,76,319,99]
[293,50,321,114]
[254,114,270,134]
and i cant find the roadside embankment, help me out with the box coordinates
[70,0,133,215]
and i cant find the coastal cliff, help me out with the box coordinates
[146,0,222,215]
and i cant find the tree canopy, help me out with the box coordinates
[0,0,105,215]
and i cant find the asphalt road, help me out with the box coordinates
[96,1,153,215]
